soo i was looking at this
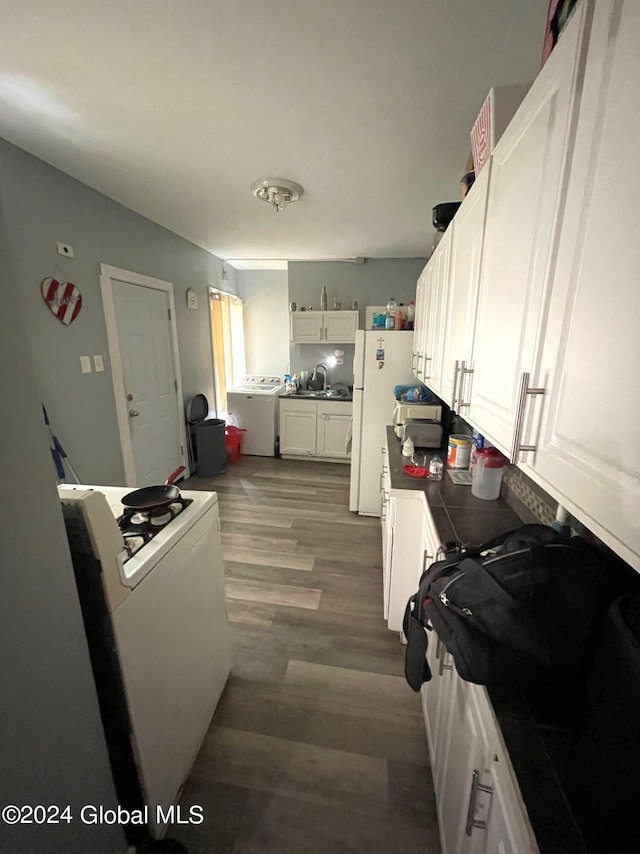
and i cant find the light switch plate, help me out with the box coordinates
[80,355,92,374]
[94,355,104,372]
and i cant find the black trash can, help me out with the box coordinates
[194,417,227,476]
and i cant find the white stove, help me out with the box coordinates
[58,483,230,838]
[58,484,218,601]
[227,374,285,456]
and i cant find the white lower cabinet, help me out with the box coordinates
[384,488,425,632]
[423,661,538,854]
[279,399,352,461]
[381,438,443,633]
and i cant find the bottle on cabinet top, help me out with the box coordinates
[385,297,397,329]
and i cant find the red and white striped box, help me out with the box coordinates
[470,84,531,176]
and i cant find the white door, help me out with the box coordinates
[100,264,187,487]
[112,280,184,487]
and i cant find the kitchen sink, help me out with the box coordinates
[291,389,352,400]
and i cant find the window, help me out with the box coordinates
[209,288,246,416]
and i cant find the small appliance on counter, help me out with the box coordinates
[401,419,443,449]
[393,401,442,439]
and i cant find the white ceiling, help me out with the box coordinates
[0,0,548,263]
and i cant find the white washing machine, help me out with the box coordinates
[226,375,284,457]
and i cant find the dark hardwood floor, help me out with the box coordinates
[170,456,440,853]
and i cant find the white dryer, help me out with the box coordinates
[226,375,284,457]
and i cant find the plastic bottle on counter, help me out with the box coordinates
[320,285,328,311]
[385,297,397,329]
[406,301,415,330]
[429,454,443,481]
[394,308,404,330]
[402,436,415,457]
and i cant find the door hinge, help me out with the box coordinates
[168,308,172,320]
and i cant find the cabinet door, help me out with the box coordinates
[290,313,323,342]
[439,682,493,854]
[424,227,453,396]
[316,412,352,459]
[279,404,317,455]
[439,164,491,411]
[484,750,538,854]
[323,311,358,343]
[522,0,640,572]
[465,3,587,457]
[412,269,428,379]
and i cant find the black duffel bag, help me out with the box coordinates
[404,524,612,690]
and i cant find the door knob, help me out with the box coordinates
[129,409,139,417]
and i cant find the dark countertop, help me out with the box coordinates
[385,427,586,853]
[278,392,353,402]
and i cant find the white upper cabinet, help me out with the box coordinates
[465,3,588,457]
[423,227,453,396]
[290,311,358,343]
[413,228,452,391]
[520,0,640,571]
[438,162,492,410]
[412,273,428,378]
[290,312,324,343]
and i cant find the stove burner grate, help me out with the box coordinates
[117,497,193,559]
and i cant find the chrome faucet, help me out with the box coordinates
[313,364,328,390]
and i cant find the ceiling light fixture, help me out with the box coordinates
[251,178,303,213]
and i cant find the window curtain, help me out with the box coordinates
[209,289,246,416]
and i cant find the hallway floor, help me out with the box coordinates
[170,456,440,853]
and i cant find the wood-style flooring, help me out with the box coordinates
[170,456,440,853]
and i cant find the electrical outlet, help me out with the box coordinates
[57,242,75,258]
[94,355,104,372]
[80,356,92,374]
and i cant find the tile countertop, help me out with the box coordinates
[385,427,586,854]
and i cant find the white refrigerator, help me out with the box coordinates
[349,330,416,515]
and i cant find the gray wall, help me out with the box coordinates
[0,193,126,854]
[237,269,290,376]
[0,138,237,485]
[288,259,425,386]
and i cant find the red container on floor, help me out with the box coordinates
[225,425,246,462]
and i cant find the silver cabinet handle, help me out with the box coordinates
[422,550,432,574]
[510,371,545,464]
[458,360,473,410]
[415,353,424,377]
[423,355,432,379]
[465,769,493,836]
[438,648,454,676]
[129,409,139,417]
[451,360,460,410]
[411,351,418,373]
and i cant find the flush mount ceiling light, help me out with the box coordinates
[251,178,303,213]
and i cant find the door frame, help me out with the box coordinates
[100,263,189,486]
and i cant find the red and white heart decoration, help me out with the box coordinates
[41,277,83,325]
